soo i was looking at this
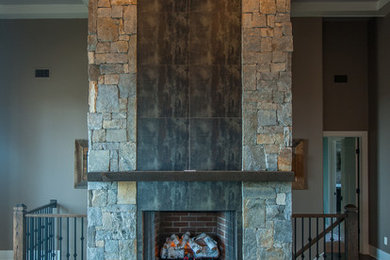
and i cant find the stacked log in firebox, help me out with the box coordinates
[160,232,219,259]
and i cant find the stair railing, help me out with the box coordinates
[13,200,87,260]
[292,204,359,260]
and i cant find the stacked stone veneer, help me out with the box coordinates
[241,0,293,258]
[87,0,293,259]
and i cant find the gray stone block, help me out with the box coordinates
[88,113,103,130]
[88,207,102,226]
[96,85,119,112]
[88,150,110,172]
[258,109,277,126]
[118,73,136,98]
[119,142,136,171]
[88,247,104,259]
[106,129,127,142]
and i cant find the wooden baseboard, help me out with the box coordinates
[369,245,390,259]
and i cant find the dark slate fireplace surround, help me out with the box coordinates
[87,0,294,258]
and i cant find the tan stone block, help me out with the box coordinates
[257,134,273,144]
[273,36,293,52]
[242,0,259,12]
[272,51,286,63]
[104,74,120,84]
[271,62,286,72]
[111,41,128,53]
[261,28,274,37]
[88,0,97,34]
[260,0,276,14]
[95,53,128,64]
[128,36,137,73]
[261,38,273,52]
[88,52,95,64]
[96,42,111,53]
[276,0,288,12]
[252,13,267,28]
[111,0,136,5]
[117,182,137,204]
[282,22,292,36]
[98,0,111,7]
[89,81,98,113]
[119,35,130,41]
[267,15,275,28]
[97,7,111,17]
[274,23,283,37]
[264,144,280,154]
[112,5,123,18]
[278,148,292,171]
[124,5,137,34]
[275,13,290,23]
[97,17,119,41]
[257,102,278,110]
[123,64,129,73]
[242,13,252,28]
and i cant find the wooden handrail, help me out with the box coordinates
[292,213,345,218]
[294,215,345,258]
[25,213,86,218]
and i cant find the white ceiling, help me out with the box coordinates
[0,0,389,18]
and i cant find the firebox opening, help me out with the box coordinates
[143,211,236,260]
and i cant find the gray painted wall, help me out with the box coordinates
[291,17,324,213]
[372,13,390,254]
[0,19,88,250]
[323,19,369,131]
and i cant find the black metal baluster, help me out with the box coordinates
[308,217,311,259]
[26,216,29,260]
[316,217,319,259]
[323,217,327,258]
[45,217,49,260]
[35,218,38,260]
[338,219,341,259]
[81,218,84,260]
[30,218,34,260]
[301,218,304,259]
[294,218,297,259]
[331,217,334,260]
[38,218,42,260]
[74,217,78,260]
[67,218,70,260]
[344,218,347,260]
[59,218,63,260]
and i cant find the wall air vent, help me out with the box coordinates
[334,75,348,83]
[35,69,50,78]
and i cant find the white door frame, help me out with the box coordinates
[323,131,369,255]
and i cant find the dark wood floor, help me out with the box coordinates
[360,254,376,260]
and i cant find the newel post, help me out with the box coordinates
[345,204,359,260]
[13,204,26,260]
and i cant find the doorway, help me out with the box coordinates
[323,131,369,255]
[323,136,359,214]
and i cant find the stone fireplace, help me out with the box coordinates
[86,0,293,258]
